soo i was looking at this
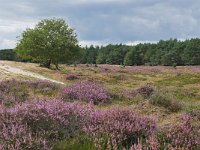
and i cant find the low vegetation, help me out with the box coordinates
[61,81,111,104]
[0,61,199,149]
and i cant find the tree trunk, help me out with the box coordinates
[46,59,51,69]
[55,63,59,70]
[40,59,51,69]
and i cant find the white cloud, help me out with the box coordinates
[79,40,110,47]
[0,19,36,33]
[126,41,158,46]
[68,0,132,5]
[0,39,16,49]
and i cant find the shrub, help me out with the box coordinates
[164,114,200,149]
[27,80,60,94]
[118,85,154,100]
[66,74,79,80]
[0,80,60,106]
[149,89,182,112]
[84,107,156,149]
[61,81,111,104]
[0,100,93,149]
[0,90,28,107]
[136,84,155,98]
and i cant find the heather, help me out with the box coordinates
[84,107,157,149]
[0,61,200,149]
[61,81,111,104]
[0,79,60,106]
[0,100,93,149]
[0,99,199,149]
[166,114,200,149]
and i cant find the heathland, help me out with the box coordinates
[0,60,199,149]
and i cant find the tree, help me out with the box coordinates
[0,49,16,61]
[124,46,144,66]
[15,18,79,69]
[182,38,200,65]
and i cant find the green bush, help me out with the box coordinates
[149,89,182,112]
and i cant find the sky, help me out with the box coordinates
[0,0,200,49]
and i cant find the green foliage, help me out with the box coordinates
[95,44,128,65]
[149,89,182,112]
[15,18,79,68]
[82,38,200,66]
[53,136,96,150]
[0,49,16,60]
[82,45,98,64]
[124,45,144,66]
[182,38,200,65]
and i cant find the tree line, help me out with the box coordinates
[81,38,200,66]
[1,38,200,66]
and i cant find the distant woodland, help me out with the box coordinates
[1,38,200,66]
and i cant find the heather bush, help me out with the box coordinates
[61,81,111,104]
[0,80,60,106]
[26,80,60,95]
[0,100,93,149]
[118,85,154,100]
[162,114,200,149]
[66,74,79,80]
[149,89,182,112]
[129,136,159,150]
[0,79,60,95]
[136,84,155,98]
[84,107,157,149]
[0,90,28,107]
[0,122,48,150]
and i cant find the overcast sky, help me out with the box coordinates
[0,0,199,49]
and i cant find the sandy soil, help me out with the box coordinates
[0,61,65,85]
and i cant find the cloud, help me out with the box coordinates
[0,0,200,49]
[0,38,16,49]
[126,41,158,46]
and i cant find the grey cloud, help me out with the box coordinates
[0,0,200,48]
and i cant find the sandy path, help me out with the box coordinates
[0,62,65,85]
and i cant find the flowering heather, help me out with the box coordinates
[84,107,156,149]
[61,81,111,104]
[0,100,93,149]
[129,136,159,150]
[165,114,200,149]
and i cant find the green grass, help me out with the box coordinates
[156,74,200,86]
[53,136,96,150]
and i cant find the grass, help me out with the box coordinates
[156,74,200,86]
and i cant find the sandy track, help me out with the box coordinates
[0,62,65,85]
